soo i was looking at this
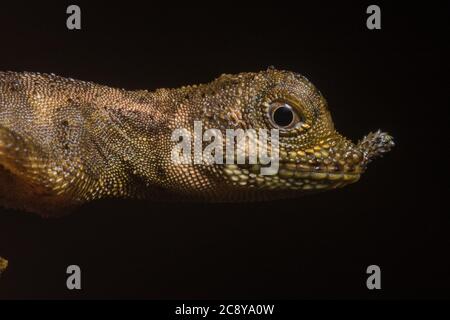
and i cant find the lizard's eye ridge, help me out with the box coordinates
[268,102,300,129]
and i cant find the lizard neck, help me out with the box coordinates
[88,87,180,199]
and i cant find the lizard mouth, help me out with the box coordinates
[223,163,361,190]
[271,163,361,190]
[222,130,393,191]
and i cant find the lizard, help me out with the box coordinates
[0,68,394,217]
[0,68,394,274]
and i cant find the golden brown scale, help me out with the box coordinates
[0,256,7,277]
[0,68,394,217]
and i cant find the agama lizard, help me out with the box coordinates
[0,68,395,274]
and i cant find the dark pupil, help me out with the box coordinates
[273,105,294,127]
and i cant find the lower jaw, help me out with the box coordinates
[223,164,361,190]
[276,172,361,190]
[286,171,361,182]
[240,171,361,191]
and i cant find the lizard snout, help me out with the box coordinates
[356,130,395,168]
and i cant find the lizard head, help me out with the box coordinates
[173,67,394,199]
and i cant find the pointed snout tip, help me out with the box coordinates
[376,130,395,150]
[357,129,395,164]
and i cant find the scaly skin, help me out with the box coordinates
[0,68,395,273]
[0,68,394,216]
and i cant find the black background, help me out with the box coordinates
[0,1,448,299]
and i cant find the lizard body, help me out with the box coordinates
[0,69,394,216]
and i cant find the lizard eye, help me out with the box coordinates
[268,102,302,129]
